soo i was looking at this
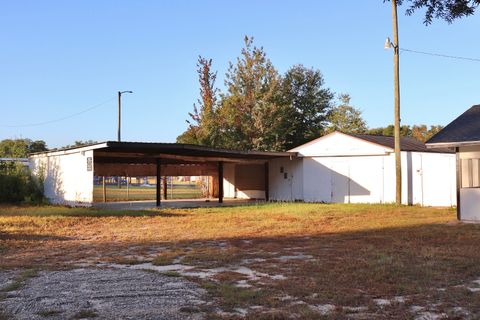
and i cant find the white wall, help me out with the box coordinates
[458,146,480,220]
[408,152,456,207]
[223,163,236,198]
[222,163,267,199]
[302,155,386,204]
[270,152,456,207]
[459,189,480,221]
[30,150,94,206]
[291,132,391,156]
[269,158,303,201]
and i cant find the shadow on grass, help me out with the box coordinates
[0,233,75,241]
[0,205,187,218]
[1,219,480,318]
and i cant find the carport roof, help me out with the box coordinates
[31,141,296,161]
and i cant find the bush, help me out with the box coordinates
[0,161,45,204]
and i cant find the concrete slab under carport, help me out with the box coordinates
[93,198,265,210]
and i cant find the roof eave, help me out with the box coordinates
[426,140,480,148]
[104,141,296,158]
[29,142,109,157]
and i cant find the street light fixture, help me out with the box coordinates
[384,37,393,50]
[118,90,133,142]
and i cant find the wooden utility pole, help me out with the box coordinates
[392,0,402,205]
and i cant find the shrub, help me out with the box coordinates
[0,161,45,204]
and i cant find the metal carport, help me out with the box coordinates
[93,142,295,206]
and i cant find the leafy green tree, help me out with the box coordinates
[411,124,444,142]
[367,124,442,141]
[177,37,334,151]
[29,140,47,153]
[280,65,334,149]
[389,0,479,24]
[0,139,48,158]
[177,56,221,146]
[219,36,290,151]
[368,125,412,136]
[61,140,98,149]
[326,94,367,134]
[426,125,444,140]
[176,127,200,145]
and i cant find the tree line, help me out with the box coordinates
[177,36,442,151]
[0,139,102,158]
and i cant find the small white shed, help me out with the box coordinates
[269,132,456,206]
[426,104,480,221]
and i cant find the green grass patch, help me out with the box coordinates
[202,281,266,310]
[152,254,178,266]
[71,309,97,319]
[1,269,37,292]
[161,271,182,277]
[36,309,63,317]
[115,258,146,265]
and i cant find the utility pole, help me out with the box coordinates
[117,90,133,142]
[117,91,121,142]
[391,0,402,205]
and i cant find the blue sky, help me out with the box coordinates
[1,1,479,148]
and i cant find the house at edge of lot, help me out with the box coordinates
[29,131,457,207]
[269,131,456,206]
[426,104,480,221]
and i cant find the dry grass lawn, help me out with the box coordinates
[1,203,479,319]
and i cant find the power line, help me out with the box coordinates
[1,96,116,128]
[400,48,480,63]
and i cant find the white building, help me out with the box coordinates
[269,132,456,206]
[30,132,456,207]
[426,104,480,221]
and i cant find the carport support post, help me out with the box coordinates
[126,176,129,201]
[264,162,269,202]
[218,161,224,203]
[156,159,161,207]
[163,176,167,200]
[102,176,106,203]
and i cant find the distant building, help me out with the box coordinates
[0,158,29,166]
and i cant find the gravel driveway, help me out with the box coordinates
[0,268,206,319]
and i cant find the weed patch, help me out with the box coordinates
[203,281,266,310]
[71,309,97,319]
[1,269,37,292]
[161,271,182,277]
[36,309,63,317]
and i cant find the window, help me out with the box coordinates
[461,158,480,188]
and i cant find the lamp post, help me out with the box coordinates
[118,90,133,142]
[385,0,402,206]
